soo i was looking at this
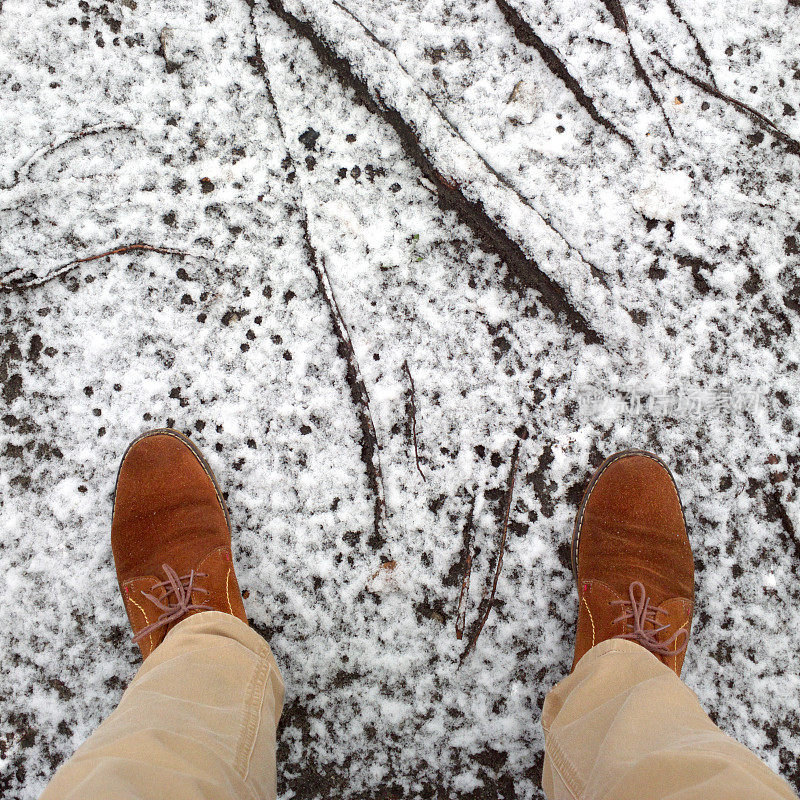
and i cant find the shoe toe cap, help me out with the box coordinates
[111,430,229,579]
[577,451,693,602]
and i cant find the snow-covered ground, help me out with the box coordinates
[1,0,799,796]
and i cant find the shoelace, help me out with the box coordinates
[132,564,214,644]
[609,581,688,657]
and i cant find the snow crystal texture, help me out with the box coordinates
[1,0,799,797]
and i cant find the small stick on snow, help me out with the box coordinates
[461,441,521,660]
[652,49,800,156]
[494,0,635,149]
[1,123,136,191]
[0,243,210,292]
[402,359,427,482]
[313,252,387,542]
[599,0,675,138]
[455,497,477,640]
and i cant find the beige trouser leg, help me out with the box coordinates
[542,638,796,800]
[41,611,284,800]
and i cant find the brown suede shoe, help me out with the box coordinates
[112,429,247,658]
[570,450,694,675]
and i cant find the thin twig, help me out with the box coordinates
[402,359,426,481]
[652,49,800,156]
[493,0,635,150]
[311,249,387,542]
[600,0,674,137]
[663,0,717,88]
[0,243,206,292]
[246,0,387,543]
[461,441,521,660]
[455,497,477,640]
[1,123,135,191]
